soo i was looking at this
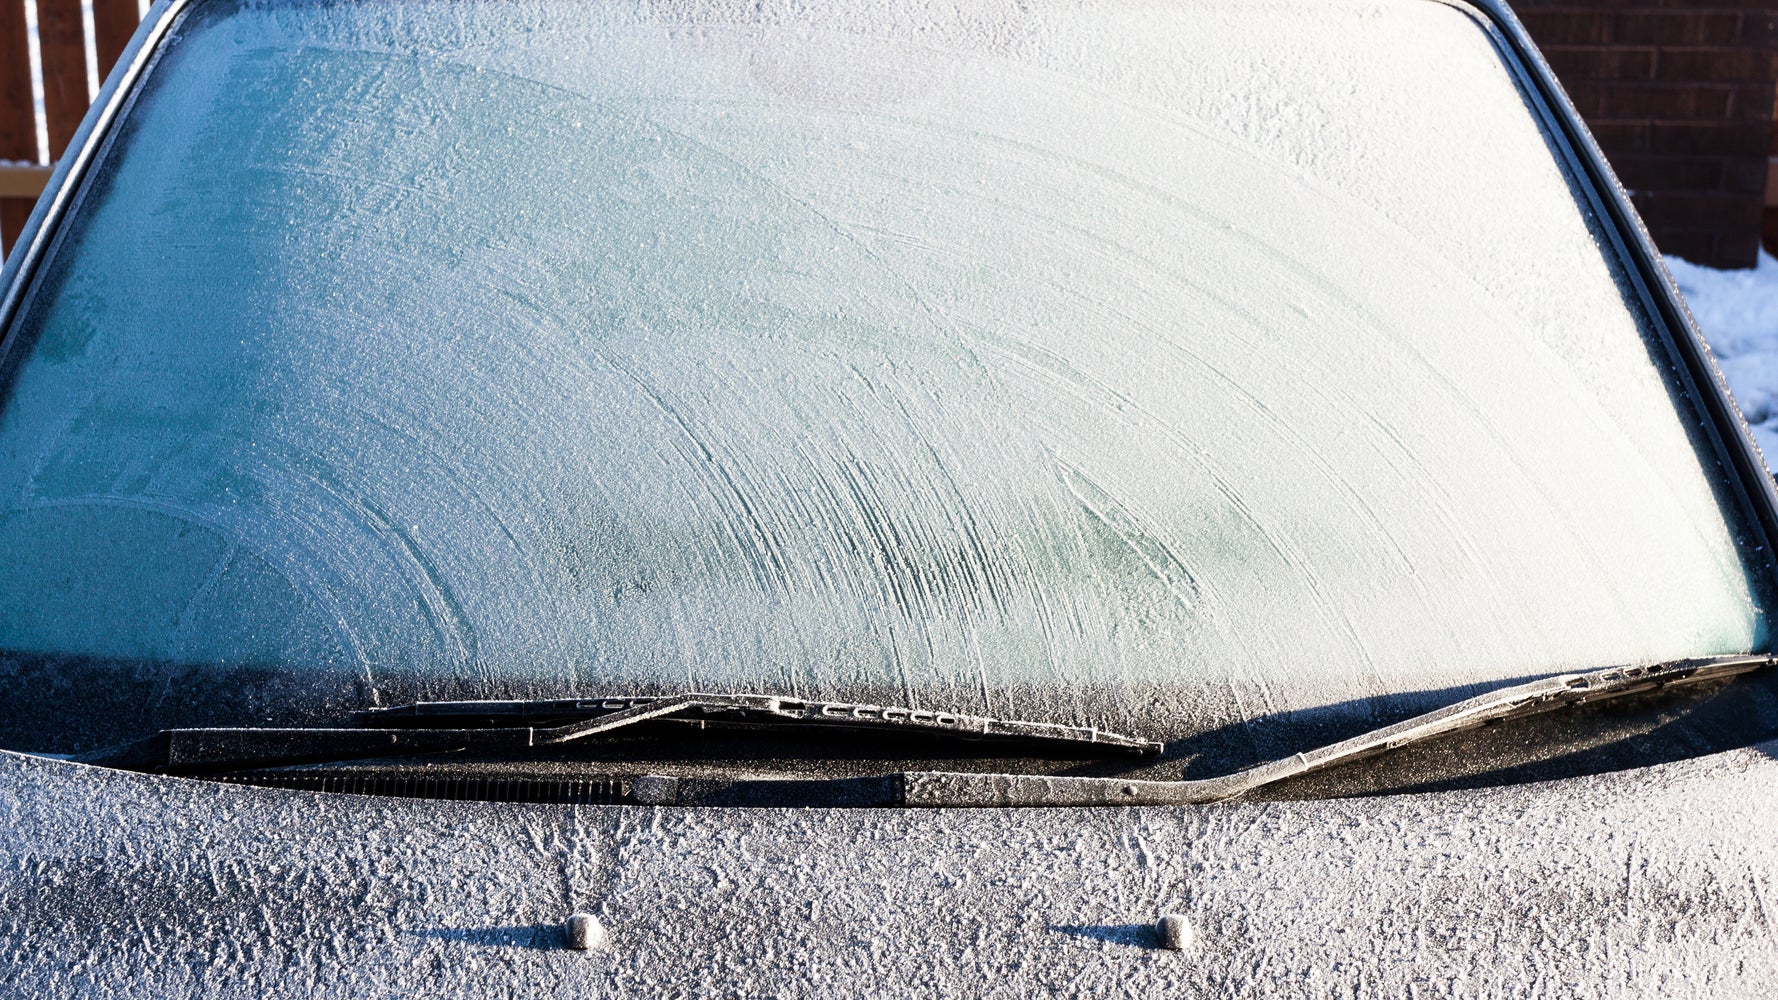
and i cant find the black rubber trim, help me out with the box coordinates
[209,772,628,804]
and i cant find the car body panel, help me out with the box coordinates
[4,745,1777,997]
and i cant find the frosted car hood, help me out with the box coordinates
[3,748,1777,997]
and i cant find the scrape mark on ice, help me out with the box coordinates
[1059,463,1200,612]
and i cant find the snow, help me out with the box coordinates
[1667,252,1778,464]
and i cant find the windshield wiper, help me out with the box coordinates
[75,655,1772,805]
[894,654,1775,806]
[84,693,1163,772]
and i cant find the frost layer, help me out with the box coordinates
[0,0,1764,745]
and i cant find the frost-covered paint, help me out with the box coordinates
[4,746,1778,997]
[0,0,1769,753]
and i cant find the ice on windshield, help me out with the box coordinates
[0,0,1766,745]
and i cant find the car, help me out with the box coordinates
[4,0,1778,994]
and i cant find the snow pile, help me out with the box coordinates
[1667,252,1778,461]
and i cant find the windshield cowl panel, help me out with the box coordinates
[0,0,1769,757]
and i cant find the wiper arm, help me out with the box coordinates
[86,693,1162,773]
[897,654,1775,807]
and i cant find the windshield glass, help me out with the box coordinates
[0,0,1769,753]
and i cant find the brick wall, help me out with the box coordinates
[1514,0,1778,268]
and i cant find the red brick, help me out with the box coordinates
[1589,121,1652,152]
[1632,190,1763,226]
[1714,227,1765,266]
[1746,11,1778,48]
[1606,82,1733,117]
[1,198,33,262]
[1655,228,1718,264]
[1612,154,1725,191]
[1720,154,1769,194]
[1648,121,1771,156]
[1521,11,1613,44]
[1567,82,1611,116]
[1728,82,1777,120]
[1545,46,1657,82]
[1654,48,1778,83]
[1614,12,1741,46]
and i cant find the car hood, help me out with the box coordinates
[3,746,1776,997]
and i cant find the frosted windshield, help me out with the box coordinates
[0,0,1768,747]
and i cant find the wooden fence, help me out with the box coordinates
[1,0,144,262]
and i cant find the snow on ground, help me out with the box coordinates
[1667,251,1778,463]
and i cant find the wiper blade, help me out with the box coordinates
[86,692,1162,772]
[896,654,1775,807]
[359,693,1161,754]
